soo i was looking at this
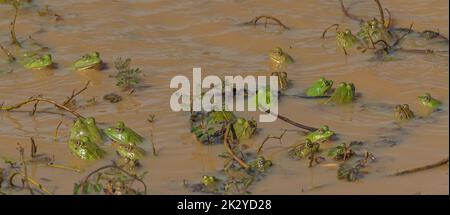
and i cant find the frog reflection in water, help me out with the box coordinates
[71,52,103,71]
[268,47,294,71]
[305,77,333,97]
[21,54,53,70]
[336,29,359,55]
[394,104,415,121]
[327,82,355,104]
[104,121,144,146]
[418,93,442,111]
[68,136,103,160]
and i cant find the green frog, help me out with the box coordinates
[357,18,389,45]
[305,125,334,143]
[115,144,145,162]
[271,71,289,90]
[84,117,103,145]
[268,47,294,71]
[201,175,219,187]
[233,118,257,140]
[336,29,359,55]
[68,136,103,160]
[327,82,355,104]
[248,156,272,173]
[104,121,144,146]
[71,52,103,71]
[288,140,320,159]
[418,93,442,111]
[21,54,53,70]
[305,77,333,97]
[70,118,103,145]
[394,104,415,120]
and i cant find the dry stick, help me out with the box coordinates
[17,145,33,195]
[374,0,385,27]
[339,0,364,22]
[224,124,250,170]
[63,81,90,106]
[391,157,449,176]
[245,15,290,30]
[264,110,317,132]
[81,163,147,194]
[149,128,157,156]
[321,24,339,39]
[392,23,413,47]
[9,172,52,195]
[54,118,63,140]
[0,43,15,61]
[10,5,20,46]
[385,8,392,29]
[1,97,84,119]
[257,129,287,154]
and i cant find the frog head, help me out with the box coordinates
[328,82,355,104]
[306,125,335,143]
[104,121,144,146]
[22,54,53,70]
[394,104,415,120]
[418,93,442,111]
[84,117,103,145]
[68,136,103,160]
[357,18,383,44]
[336,29,359,50]
[201,175,219,187]
[248,156,272,173]
[71,52,102,71]
[269,47,294,70]
[288,139,320,159]
[69,118,90,140]
[115,144,145,162]
[305,77,334,97]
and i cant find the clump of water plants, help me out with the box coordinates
[322,0,449,58]
[73,162,148,195]
[190,110,257,144]
[111,57,142,91]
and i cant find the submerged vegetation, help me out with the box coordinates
[0,0,448,195]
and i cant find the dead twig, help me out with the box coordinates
[374,0,385,28]
[224,124,250,170]
[339,0,364,22]
[265,110,317,132]
[391,157,449,176]
[322,24,339,39]
[63,81,90,106]
[1,96,84,119]
[257,129,287,154]
[243,15,290,30]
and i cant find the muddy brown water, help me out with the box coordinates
[0,0,448,194]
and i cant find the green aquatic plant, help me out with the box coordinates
[73,162,148,195]
[111,57,142,90]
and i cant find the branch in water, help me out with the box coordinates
[243,15,290,30]
[374,0,386,28]
[1,96,84,119]
[391,157,449,176]
[339,0,364,22]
